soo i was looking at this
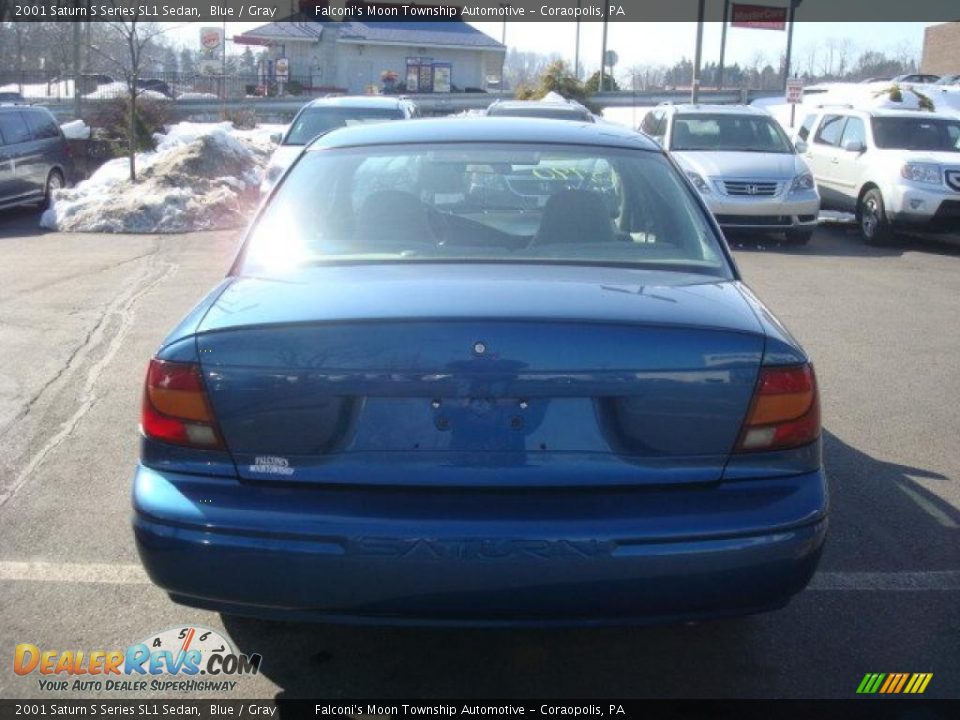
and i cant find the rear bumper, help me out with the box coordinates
[132,464,828,626]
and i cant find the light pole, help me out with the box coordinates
[718,0,730,89]
[574,0,582,80]
[599,4,609,92]
[783,0,803,92]
[691,0,705,103]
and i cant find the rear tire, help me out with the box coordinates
[40,169,64,211]
[858,188,893,246]
[784,229,814,245]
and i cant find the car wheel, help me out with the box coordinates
[858,188,893,245]
[785,229,814,245]
[41,169,64,210]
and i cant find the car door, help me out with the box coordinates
[806,114,847,208]
[832,116,869,210]
[22,108,64,190]
[0,110,36,203]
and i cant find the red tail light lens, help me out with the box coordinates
[141,359,223,449]
[734,364,820,453]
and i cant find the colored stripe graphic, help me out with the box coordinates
[858,673,932,694]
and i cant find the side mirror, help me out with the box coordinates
[843,139,865,153]
[794,139,808,154]
[269,132,282,144]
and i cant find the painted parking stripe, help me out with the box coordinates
[1,562,959,591]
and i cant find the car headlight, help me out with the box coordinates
[685,171,710,194]
[900,163,942,185]
[790,172,815,192]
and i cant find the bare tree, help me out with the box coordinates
[89,15,167,181]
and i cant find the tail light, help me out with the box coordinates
[141,358,224,450]
[734,364,820,453]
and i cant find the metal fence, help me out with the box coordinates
[0,70,342,102]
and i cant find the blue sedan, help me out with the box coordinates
[133,118,827,626]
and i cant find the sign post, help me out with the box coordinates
[786,77,803,127]
[275,57,289,96]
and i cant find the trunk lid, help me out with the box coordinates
[196,265,765,486]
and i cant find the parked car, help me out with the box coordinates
[640,104,820,244]
[933,74,960,87]
[486,98,595,122]
[259,95,419,194]
[133,118,827,625]
[0,104,72,211]
[891,74,941,85]
[795,107,960,243]
[136,78,174,98]
[0,91,25,103]
[860,77,892,84]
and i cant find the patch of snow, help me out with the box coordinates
[83,81,168,101]
[60,119,91,139]
[176,92,219,100]
[0,79,74,99]
[41,121,274,234]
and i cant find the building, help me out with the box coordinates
[921,22,960,75]
[234,16,505,94]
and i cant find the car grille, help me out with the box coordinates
[946,170,960,193]
[721,180,781,197]
[714,214,793,226]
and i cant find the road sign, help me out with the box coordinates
[731,3,788,30]
[786,78,803,104]
[200,27,222,53]
[275,57,289,81]
[604,50,619,68]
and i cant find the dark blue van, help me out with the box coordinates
[0,104,72,211]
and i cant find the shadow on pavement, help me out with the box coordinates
[222,430,958,699]
[0,205,47,239]
[727,225,960,259]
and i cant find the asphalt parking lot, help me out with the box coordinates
[0,206,957,700]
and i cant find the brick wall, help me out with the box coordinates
[921,22,960,75]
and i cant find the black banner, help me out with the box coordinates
[2,700,960,720]
[2,0,960,23]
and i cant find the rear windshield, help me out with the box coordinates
[488,106,591,121]
[241,143,731,278]
[284,107,403,146]
[871,117,960,152]
[671,113,793,153]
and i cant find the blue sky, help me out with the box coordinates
[167,21,935,74]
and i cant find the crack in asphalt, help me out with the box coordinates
[0,249,178,508]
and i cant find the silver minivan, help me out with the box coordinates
[0,104,72,211]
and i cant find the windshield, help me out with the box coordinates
[283,107,403,146]
[871,117,960,151]
[240,143,730,278]
[670,114,794,153]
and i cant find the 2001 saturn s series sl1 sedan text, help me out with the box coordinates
[132,118,828,626]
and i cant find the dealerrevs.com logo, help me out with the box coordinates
[14,626,261,693]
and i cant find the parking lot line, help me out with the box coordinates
[1,561,959,591]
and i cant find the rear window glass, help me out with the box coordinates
[0,112,32,145]
[284,107,403,146]
[871,117,960,152]
[241,143,731,279]
[24,110,60,140]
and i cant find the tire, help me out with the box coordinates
[857,188,894,246]
[40,169,64,211]
[785,229,814,245]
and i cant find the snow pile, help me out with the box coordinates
[41,122,278,234]
[177,91,219,100]
[0,79,74,99]
[84,81,168,101]
[60,119,91,139]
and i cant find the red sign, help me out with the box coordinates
[731,3,788,30]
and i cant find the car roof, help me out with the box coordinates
[308,117,659,151]
[304,95,411,109]
[812,106,958,120]
[664,104,769,116]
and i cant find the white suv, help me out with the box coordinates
[796,107,960,244]
[641,104,820,244]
